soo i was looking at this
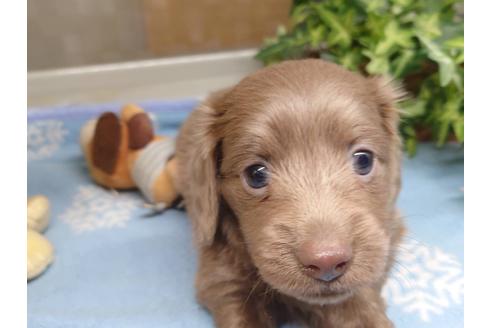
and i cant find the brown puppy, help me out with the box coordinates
[175,59,405,327]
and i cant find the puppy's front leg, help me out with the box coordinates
[195,251,276,328]
[205,297,276,328]
[323,288,393,328]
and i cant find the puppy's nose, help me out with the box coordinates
[297,242,352,282]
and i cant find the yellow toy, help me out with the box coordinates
[27,195,54,280]
[80,105,179,208]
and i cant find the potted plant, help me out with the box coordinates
[256,0,464,155]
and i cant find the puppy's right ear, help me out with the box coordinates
[177,90,229,247]
[369,76,406,137]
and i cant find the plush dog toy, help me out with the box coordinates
[80,105,179,207]
[27,195,54,280]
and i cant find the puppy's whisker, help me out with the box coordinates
[391,260,415,288]
[389,270,412,291]
[401,234,431,249]
[393,260,412,276]
[395,245,414,254]
[242,277,263,310]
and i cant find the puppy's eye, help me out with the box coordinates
[352,151,374,175]
[244,164,269,189]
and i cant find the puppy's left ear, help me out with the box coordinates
[369,76,406,136]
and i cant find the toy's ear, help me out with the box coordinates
[369,76,406,137]
[178,90,230,247]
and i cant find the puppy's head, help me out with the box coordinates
[185,59,404,305]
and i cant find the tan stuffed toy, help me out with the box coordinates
[27,195,54,280]
[80,105,179,208]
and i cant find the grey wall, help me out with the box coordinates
[28,0,149,71]
[27,0,291,71]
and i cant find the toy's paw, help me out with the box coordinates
[27,195,50,232]
[27,229,54,280]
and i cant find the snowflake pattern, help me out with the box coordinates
[383,240,464,322]
[28,120,68,160]
[59,185,142,233]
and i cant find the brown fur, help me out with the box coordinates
[175,59,405,327]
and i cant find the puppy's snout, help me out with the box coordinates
[297,241,352,282]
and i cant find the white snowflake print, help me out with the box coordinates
[28,120,68,160]
[383,240,464,322]
[59,185,142,233]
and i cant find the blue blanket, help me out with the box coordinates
[27,100,463,327]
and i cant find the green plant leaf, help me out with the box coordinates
[375,21,414,56]
[405,137,418,156]
[455,51,464,64]
[418,34,456,86]
[291,4,310,24]
[339,50,362,71]
[452,68,463,91]
[341,8,357,27]
[392,49,416,77]
[365,13,389,39]
[391,0,413,7]
[436,120,451,146]
[359,0,387,13]
[276,25,287,37]
[363,50,391,74]
[309,25,325,48]
[415,13,442,39]
[314,5,351,48]
[402,99,426,118]
[444,36,464,49]
[452,119,464,143]
[401,123,418,155]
